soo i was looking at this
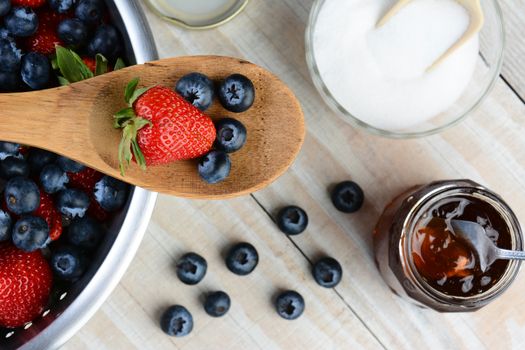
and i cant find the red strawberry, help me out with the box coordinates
[82,57,97,73]
[11,0,46,8]
[67,167,103,191]
[114,81,216,172]
[33,191,62,241]
[22,10,67,55]
[67,168,110,221]
[88,197,110,221]
[0,243,52,328]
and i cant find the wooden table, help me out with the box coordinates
[63,0,525,349]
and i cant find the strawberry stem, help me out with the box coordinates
[114,78,154,175]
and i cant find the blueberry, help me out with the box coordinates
[218,74,255,113]
[225,242,258,276]
[57,188,90,218]
[21,52,51,90]
[0,142,20,160]
[277,206,308,236]
[12,216,49,252]
[40,164,69,194]
[0,210,12,241]
[214,118,247,153]
[275,291,305,320]
[160,305,193,337]
[5,7,38,37]
[93,176,129,212]
[175,72,215,111]
[87,24,121,60]
[56,156,85,173]
[49,0,77,13]
[27,149,57,174]
[57,18,88,46]
[0,0,11,17]
[0,69,22,91]
[198,151,231,184]
[204,291,231,317]
[312,257,343,288]
[66,216,103,250]
[51,246,87,280]
[0,156,29,179]
[4,177,40,215]
[0,38,22,72]
[176,252,207,285]
[331,181,364,213]
[75,0,105,24]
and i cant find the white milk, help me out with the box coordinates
[312,0,479,131]
[147,0,241,24]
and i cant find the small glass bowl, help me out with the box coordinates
[305,0,505,138]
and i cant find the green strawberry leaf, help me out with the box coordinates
[129,86,153,106]
[113,107,136,128]
[124,77,140,105]
[57,76,70,86]
[55,46,94,83]
[114,58,126,71]
[95,54,108,76]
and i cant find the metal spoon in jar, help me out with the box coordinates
[449,219,525,273]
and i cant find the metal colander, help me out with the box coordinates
[0,1,158,349]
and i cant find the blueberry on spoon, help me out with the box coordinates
[219,74,255,113]
[215,118,247,153]
[175,72,215,111]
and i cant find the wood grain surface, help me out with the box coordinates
[63,0,525,349]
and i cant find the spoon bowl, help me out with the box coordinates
[449,219,525,272]
[0,56,305,199]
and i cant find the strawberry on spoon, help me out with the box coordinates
[113,79,216,174]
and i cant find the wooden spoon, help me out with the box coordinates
[376,0,484,71]
[0,56,305,199]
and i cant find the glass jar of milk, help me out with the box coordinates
[144,0,249,29]
[305,0,505,138]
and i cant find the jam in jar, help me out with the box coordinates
[374,180,522,312]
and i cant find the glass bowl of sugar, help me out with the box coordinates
[305,0,504,138]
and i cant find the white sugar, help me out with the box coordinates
[313,0,479,131]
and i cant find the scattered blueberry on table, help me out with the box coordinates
[176,252,208,285]
[312,257,343,288]
[226,242,259,276]
[277,205,308,236]
[204,291,231,317]
[331,181,364,213]
[160,305,194,337]
[275,290,305,320]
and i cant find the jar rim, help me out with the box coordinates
[400,182,523,308]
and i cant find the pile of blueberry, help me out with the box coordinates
[175,72,254,184]
[160,181,364,337]
[0,141,129,280]
[0,0,122,91]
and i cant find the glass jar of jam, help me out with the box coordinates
[374,180,523,312]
